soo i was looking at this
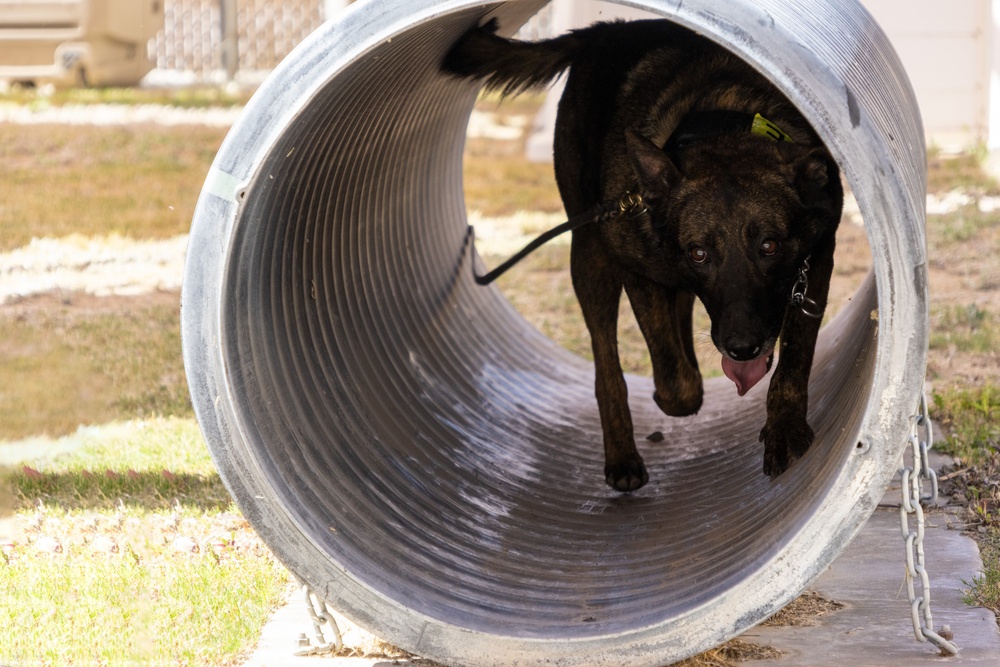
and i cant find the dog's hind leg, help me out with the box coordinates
[624,275,703,418]
[571,232,648,492]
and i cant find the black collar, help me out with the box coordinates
[664,111,793,151]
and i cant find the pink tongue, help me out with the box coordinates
[722,356,770,396]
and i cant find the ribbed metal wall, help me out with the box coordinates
[182,1,926,665]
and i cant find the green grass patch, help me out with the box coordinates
[2,549,285,666]
[0,295,191,441]
[933,385,1000,618]
[929,303,998,355]
[932,384,1000,464]
[963,533,1000,616]
[927,148,1000,194]
[927,204,1000,246]
[0,123,227,251]
[1,418,288,666]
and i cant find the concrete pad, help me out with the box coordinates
[748,509,1000,665]
[239,590,388,667]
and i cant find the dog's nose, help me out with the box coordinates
[725,339,762,361]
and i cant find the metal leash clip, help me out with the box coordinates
[790,256,823,318]
[618,191,647,218]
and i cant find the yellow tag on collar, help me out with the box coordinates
[751,113,794,143]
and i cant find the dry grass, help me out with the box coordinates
[673,640,783,667]
[0,292,190,441]
[0,83,254,108]
[463,140,565,217]
[927,148,1000,195]
[0,123,227,251]
[666,592,844,666]
[761,591,845,627]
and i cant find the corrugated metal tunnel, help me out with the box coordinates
[181,1,927,665]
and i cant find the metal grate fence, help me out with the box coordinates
[152,0,325,75]
[152,0,553,77]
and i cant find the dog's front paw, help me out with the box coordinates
[652,363,703,417]
[759,415,814,478]
[653,384,702,417]
[605,455,649,492]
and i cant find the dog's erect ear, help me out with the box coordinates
[780,144,838,209]
[625,128,681,205]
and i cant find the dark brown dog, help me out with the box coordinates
[443,19,843,491]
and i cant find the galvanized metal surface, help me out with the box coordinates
[181,1,927,665]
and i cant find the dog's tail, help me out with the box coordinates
[442,18,580,96]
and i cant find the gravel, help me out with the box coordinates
[0,234,189,304]
[0,102,243,127]
[0,211,572,305]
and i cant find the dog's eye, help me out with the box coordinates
[688,246,709,264]
[759,239,780,256]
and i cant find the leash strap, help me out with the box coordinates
[472,193,645,285]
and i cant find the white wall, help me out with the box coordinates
[523,1,658,161]
[862,0,990,150]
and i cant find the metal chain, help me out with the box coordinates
[294,583,344,656]
[899,393,958,656]
[789,256,824,319]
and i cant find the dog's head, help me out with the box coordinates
[625,129,843,394]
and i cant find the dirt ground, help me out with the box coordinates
[826,188,1000,393]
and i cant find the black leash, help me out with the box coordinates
[471,192,647,285]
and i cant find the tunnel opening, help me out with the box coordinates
[183,2,926,665]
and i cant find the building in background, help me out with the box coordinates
[864,0,994,152]
[0,0,163,87]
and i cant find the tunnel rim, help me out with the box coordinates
[181,1,927,665]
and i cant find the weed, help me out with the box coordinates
[963,569,1000,615]
[930,303,998,355]
[961,530,1000,615]
[934,384,1000,620]
[932,384,1000,464]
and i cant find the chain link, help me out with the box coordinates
[899,394,958,656]
[294,583,344,656]
[789,256,824,319]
